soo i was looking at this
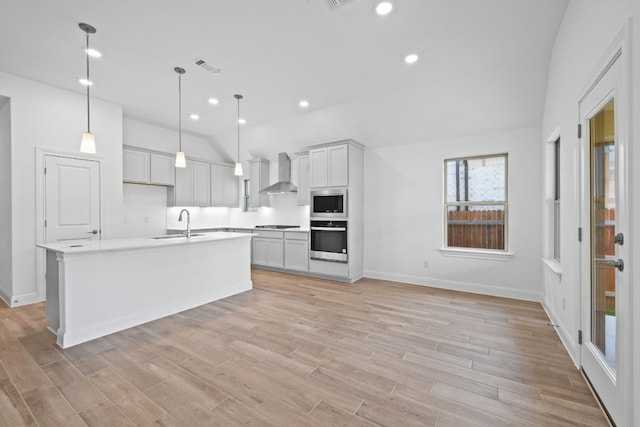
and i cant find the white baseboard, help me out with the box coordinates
[57,280,252,348]
[541,298,579,367]
[363,270,541,302]
[8,291,42,307]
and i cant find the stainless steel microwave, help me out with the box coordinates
[310,189,347,218]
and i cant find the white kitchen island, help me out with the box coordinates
[38,232,252,348]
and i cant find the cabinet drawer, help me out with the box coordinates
[285,232,308,241]
[254,230,283,239]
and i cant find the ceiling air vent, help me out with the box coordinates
[193,58,222,75]
[326,0,354,8]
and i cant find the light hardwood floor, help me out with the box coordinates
[0,269,608,426]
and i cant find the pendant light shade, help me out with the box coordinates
[234,94,243,176]
[80,132,96,154]
[174,67,186,168]
[79,23,97,154]
[175,151,186,168]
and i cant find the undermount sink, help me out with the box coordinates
[151,233,206,239]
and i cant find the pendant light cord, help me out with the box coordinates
[178,73,182,152]
[86,32,91,133]
[237,97,240,162]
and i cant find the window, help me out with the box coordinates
[243,179,251,212]
[444,154,507,251]
[553,138,560,260]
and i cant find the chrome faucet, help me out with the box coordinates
[178,209,191,238]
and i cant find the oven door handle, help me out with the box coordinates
[310,227,347,232]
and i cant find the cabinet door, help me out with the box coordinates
[297,155,310,206]
[249,161,261,208]
[210,164,226,206]
[328,144,348,187]
[285,239,308,271]
[267,239,284,268]
[150,153,175,186]
[253,238,269,266]
[192,161,211,206]
[123,149,150,183]
[174,160,194,206]
[224,166,239,207]
[310,148,328,188]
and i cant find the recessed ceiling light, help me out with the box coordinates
[208,97,219,105]
[404,53,419,64]
[85,48,102,58]
[299,100,309,108]
[375,1,393,15]
[78,78,93,86]
[190,114,200,120]
[238,118,246,125]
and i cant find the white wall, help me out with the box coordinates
[0,71,123,305]
[541,0,639,424]
[364,126,542,301]
[123,118,222,162]
[0,96,11,304]
[116,183,168,238]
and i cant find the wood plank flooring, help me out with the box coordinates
[0,269,608,426]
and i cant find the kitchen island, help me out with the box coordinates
[38,232,252,348]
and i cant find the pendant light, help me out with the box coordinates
[234,94,243,176]
[79,23,97,154]
[174,67,186,168]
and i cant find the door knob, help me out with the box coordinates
[614,233,624,245]
[600,259,624,272]
[88,229,98,235]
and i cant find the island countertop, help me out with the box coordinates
[37,231,252,255]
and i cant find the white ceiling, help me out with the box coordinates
[0,0,567,160]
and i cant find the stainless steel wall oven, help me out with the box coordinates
[310,220,347,263]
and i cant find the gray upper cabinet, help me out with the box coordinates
[192,161,211,206]
[211,163,239,207]
[248,159,270,208]
[297,153,310,206]
[173,159,194,206]
[149,153,175,186]
[123,147,174,186]
[123,148,150,184]
[309,144,348,188]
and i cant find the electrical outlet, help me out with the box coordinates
[423,260,429,268]
[562,297,566,310]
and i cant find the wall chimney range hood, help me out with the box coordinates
[259,153,298,194]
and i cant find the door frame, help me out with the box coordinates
[35,147,104,302]
[577,22,632,426]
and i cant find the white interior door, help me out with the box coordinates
[45,155,101,243]
[579,51,629,426]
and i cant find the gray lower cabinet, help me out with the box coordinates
[252,230,284,268]
[284,232,309,272]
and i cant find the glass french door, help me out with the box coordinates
[579,51,628,426]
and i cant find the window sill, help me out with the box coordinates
[439,248,514,261]
[542,258,562,281]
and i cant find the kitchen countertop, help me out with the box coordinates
[37,232,253,255]
[167,226,310,233]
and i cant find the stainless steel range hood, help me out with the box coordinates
[259,153,298,194]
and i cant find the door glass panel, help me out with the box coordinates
[590,98,616,369]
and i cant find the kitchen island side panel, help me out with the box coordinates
[49,236,251,348]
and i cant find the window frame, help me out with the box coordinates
[443,153,509,253]
[553,137,561,261]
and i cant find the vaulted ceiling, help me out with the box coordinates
[0,0,567,160]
